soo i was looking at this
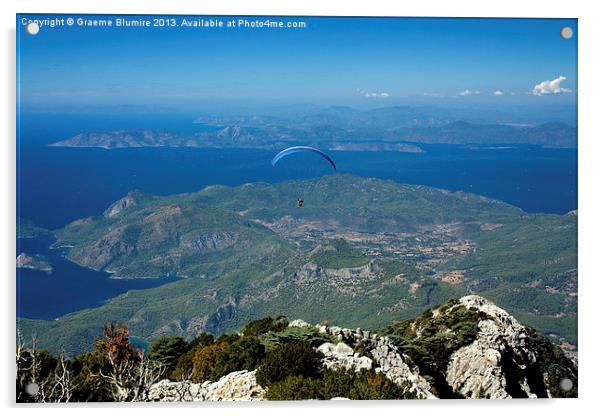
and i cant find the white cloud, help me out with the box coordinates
[366,92,389,98]
[423,92,443,97]
[475,90,481,95]
[458,89,473,96]
[356,88,390,98]
[493,90,504,96]
[531,76,572,96]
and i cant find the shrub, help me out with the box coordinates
[170,332,215,380]
[191,343,227,383]
[321,369,408,400]
[524,327,577,398]
[260,326,335,349]
[264,375,323,400]
[212,337,266,379]
[187,333,214,351]
[348,371,408,399]
[148,336,187,374]
[170,349,195,381]
[264,369,411,401]
[191,337,266,382]
[242,316,289,337]
[319,369,355,398]
[215,333,241,344]
[69,351,114,401]
[256,341,324,387]
[35,349,59,380]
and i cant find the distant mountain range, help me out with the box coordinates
[48,105,577,150]
[194,104,576,129]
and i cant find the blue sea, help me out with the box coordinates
[17,235,180,319]
[16,113,578,320]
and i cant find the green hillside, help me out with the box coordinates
[18,175,577,355]
[55,191,294,279]
[18,238,465,356]
[196,174,523,231]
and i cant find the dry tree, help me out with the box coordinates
[95,322,166,401]
[98,352,165,401]
[38,353,72,403]
[16,333,73,403]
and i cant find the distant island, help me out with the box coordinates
[16,253,53,274]
[48,106,577,150]
[49,127,424,152]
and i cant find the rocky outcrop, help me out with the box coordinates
[141,295,576,401]
[104,193,138,218]
[179,231,238,254]
[148,370,265,401]
[288,319,311,328]
[318,342,372,372]
[314,324,435,399]
[148,319,435,402]
[380,295,577,399]
[444,296,543,398]
[370,336,435,399]
[292,261,385,296]
[68,225,135,271]
[216,126,243,140]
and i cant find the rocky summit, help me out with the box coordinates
[445,296,541,398]
[147,296,576,401]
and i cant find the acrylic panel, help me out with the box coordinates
[16,14,577,402]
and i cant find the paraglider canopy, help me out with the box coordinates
[271,146,337,171]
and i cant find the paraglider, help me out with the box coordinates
[271,146,337,171]
[271,146,336,207]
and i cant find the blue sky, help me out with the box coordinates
[17,15,577,111]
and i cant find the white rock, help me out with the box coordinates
[318,342,335,355]
[317,325,434,399]
[356,356,373,371]
[288,319,310,328]
[148,370,265,401]
[334,342,354,356]
[444,295,549,399]
[203,370,265,401]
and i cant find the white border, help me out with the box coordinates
[2,1,601,415]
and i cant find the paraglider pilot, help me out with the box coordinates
[271,146,336,209]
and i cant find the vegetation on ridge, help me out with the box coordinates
[17,306,577,402]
